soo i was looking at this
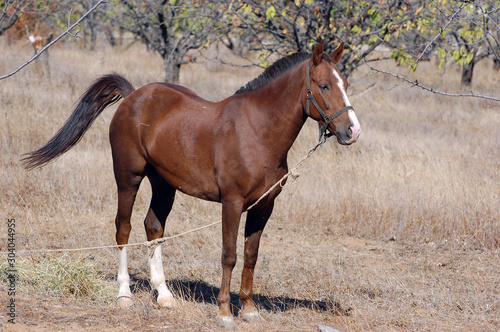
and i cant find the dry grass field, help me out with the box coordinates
[1,37,499,331]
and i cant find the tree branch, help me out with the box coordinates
[0,0,106,80]
[406,2,468,75]
[360,57,500,102]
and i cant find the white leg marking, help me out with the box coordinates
[241,310,266,323]
[216,315,237,330]
[149,244,176,308]
[117,247,133,307]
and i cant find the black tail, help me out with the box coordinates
[22,74,135,170]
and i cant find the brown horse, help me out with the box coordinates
[23,41,360,329]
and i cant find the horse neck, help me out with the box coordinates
[245,62,308,155]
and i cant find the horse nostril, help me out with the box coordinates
[347,121,356,138]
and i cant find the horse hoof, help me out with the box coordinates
[216,315,237,330]
[117,296,133,308]
[240,310,265,323]
[157,295,177,308]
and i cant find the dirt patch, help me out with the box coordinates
[2,236,499,331]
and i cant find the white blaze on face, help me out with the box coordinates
[333,69,361,142]
[332,69,351,107]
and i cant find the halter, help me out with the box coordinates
[305,60,354,141]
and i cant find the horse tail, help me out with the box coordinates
[22,74,135,170]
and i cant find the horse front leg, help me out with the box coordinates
[216,198,244,330]
[239,201,274,323]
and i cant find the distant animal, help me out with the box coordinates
[27,29,53,77]
[23,41,361,329]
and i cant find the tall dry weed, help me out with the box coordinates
[0,37,499,332]
[1,38,499,253]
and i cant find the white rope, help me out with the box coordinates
[246,139,323,210]
[3,220,222,256]
[3,141,324,256]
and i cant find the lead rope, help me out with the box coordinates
[245,137,326,211]
[147,138,327,256]
[3,137,328,258]
[146,138,327,256]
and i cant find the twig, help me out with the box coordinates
[66,8,81,39]
[0,0,105,81]
[342,40,500,102]
[362,60,500,102]
[197,50,260,69]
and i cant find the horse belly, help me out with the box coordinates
[144,120,220,202]
[153,159,220,202]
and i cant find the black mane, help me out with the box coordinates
[235,52,312,94]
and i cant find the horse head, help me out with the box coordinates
[305,41,361,145]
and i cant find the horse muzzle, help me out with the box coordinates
[336,109,361,145]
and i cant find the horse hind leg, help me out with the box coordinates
[115,171,144,308]
[144,169,177,308]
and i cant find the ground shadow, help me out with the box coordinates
[127,275,349,316]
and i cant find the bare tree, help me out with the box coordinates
[447,1,500,86]
[108,1,234,83]
[229,0,415,77]
[231,0,499,88]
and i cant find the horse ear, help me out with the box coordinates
[312,41,324,66]
[329,41,344,64]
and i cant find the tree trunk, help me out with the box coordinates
[89,25,97,51]
[461,57,475,87]
[494,58,500,71]
[164,59,181,84]
[105,26,116,47]
[460,49,493,87]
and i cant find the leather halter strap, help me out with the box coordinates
[305,60,353,139]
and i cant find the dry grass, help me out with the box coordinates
[0,38,499,331]
[0,255,114,302]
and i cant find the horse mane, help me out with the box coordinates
[235,52,312,95]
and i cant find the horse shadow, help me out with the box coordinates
[128,275,350,316]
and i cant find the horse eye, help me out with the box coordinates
[319,84,329,91]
